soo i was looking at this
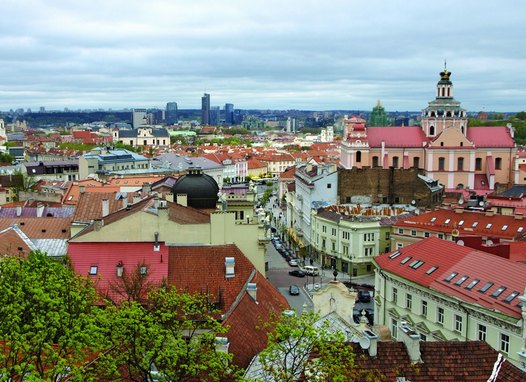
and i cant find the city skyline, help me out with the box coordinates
[0,1,525,112]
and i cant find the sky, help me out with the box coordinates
[0,0,525,112]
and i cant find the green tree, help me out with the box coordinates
[254,311,384,382]
[0,151,13,164]
[99,287,240,381]
[0,252,108,381]
[11,169,38,202]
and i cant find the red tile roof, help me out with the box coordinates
[375,236,526,318]
[366,126,429,148]
[467,126,515,148]
[394,208,526,241]
[332,341,526,381]
[167,245,288,368]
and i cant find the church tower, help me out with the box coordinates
[421,65,467,138]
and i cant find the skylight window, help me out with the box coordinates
[479,282,494,293]
[389,251,401,259]
[430,217,437,223]
[410,260,425,270]
[472,222,479,228]
[504,291,519,303]
[518,227,524,233]
[465,279,480,290]
[426,266,438,275]
[445,218,451,224]
[485,223,492,229]
[502,225,508,231]
[408,260,419,268]
[491,286,506,298]
[400,256,412,264]
[455,275,469,286]
[458,220,464,226]
[444,272,458,282]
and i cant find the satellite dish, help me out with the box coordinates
[457,240,465,246]
[359,336,371,350]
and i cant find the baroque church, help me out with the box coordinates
[340,68,517,192]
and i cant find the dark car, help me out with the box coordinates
[358,290,372,303]
[289,284,300,295]
[289,269,305,278]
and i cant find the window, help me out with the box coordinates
[322,226,327,233]
[491,286,506,298]
[426,266,438,275]
[392,287,398,304]
[444,272,458,282]
[455,275,469,286]
[140,266,148,276]
[400,256,412,264]
[457,157,464,171]
[413,157,420,168]
[437,307,444,324]
[327,183,332,189]
[420,333,427,341]
[89,266,98,275]
[332,228,337,236]
[356,151,362,163]
[392,156,399,168]
[342,231,350,240]
[465,279,480,290]
[438,157,445,171]
[364,247,374,256]
[406,294,412,310]
[438,233,444,239]
[424,232,430,238]
[500,333,510,354]
[332,242,336,252]
[396,243,403,249]
[502,225,508,231]
[343,245,349,255]
[385,232,390,240]
[478,324,487,341]
[388,251,401,259]
[495,157,502,170]
[391,318,398,340]
[504,291,520,303]
[444,218,451,224]
[398,228,404,234]
[372,156,379,167]
[485,223,492,229]
[421,300,428,317]
[479,282,494,293]
[475,157,482,170]
[454,314,463,332]
[411,230,417,236]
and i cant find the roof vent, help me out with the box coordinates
[225,257,235,278]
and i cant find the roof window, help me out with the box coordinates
[400,256,412,264]
[388,251,401,259]
[454,275,469,286]
[504,291,520,303]
[485,223,492,229]
[479,282,494,293]
[518,227,524,233]
[502,225,508,231]
[491,286,506,298]
[410,260,424,270]
[444,218,451,224]
[458,220,464,226]
[444,272,458,282]
[465,279,480,290]
[472,222,479,228]
[430,217,437,223]
[426,266,438,275]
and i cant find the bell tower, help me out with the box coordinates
[421,63,467,138]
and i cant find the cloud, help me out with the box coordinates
[0,0,525,111]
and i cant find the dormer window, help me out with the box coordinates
[89,266,98,275]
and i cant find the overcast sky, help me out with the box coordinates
[0,0,524,112]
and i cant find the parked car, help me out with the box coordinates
[358,290,372,303]
[288,259,298,267]
[288,269,305,277]
[289,284,300,295]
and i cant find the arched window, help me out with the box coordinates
[356,151,362,163]
[429,126,435,135]
[438,157,445,171]
[460,125,465,134]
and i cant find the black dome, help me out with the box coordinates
[172,167,219,209]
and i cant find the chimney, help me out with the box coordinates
[399,323,421,363]
[102,199,109,217]
[363,329,379,358]
[36,204,45,218]
[176,194,188,207]
[247,283,257,302]
[485,210,494,217]
[93,218,104,231]
[225,257,235,278]
[16,206,22,217]
[154,231,160,252]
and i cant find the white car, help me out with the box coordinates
[289,259,298,267]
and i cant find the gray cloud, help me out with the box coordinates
[0,0,524,112]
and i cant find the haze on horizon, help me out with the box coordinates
[0,0,524,113]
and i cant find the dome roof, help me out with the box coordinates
[172,167,219,209]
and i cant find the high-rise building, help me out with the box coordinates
[201,93,210,126]
[210,106,220,126]
[166,102,178,125]
[224,103,234,125]
[132,108,147,129]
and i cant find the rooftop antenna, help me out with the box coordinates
[444,59,447,71]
